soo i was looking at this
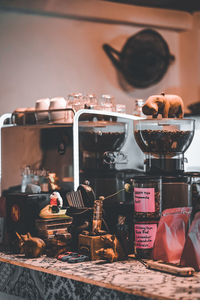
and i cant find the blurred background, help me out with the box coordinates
[0,0,200,115]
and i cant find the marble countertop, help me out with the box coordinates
[0,250,200,300]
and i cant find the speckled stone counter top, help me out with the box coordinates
[0,250,200,300]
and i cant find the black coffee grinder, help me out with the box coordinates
[79,120,128,201]
[134,118,195,211]
[78,119,135,254]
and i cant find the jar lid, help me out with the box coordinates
[132,174,162,181]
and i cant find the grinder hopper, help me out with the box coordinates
[79,120,127,169]
[134,118,195,175]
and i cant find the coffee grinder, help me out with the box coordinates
[134,118,195,209]
[79,119,128,201]
[132,118,195,257]
[78,117,137,254]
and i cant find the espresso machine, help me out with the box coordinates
[0,109,144,245]
[133,118,195,210]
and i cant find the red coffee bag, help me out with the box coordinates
[152,207,192,263]
[180,211,200,271]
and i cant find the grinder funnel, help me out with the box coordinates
[134,118,195,174]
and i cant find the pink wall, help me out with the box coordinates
[0,1,199,115]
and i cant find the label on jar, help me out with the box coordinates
[134,223,157,249]
[134,187,155,212]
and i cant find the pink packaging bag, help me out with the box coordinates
[180,211,200,271]
[152,207,192,264]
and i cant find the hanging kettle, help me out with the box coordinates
[103,28,175,88]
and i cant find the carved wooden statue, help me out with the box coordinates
[142,93,184,118]
[95,234,126,263]
[16,232,45,258]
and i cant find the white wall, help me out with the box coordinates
[0,1,199,116]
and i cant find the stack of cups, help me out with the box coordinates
[25,107,37,125]
[12,108,27,125]
[84,94,98,109]
[100,94,116,112]
[35,98,50,124]
[49,97,67,123]
[116,104,126,114]
[70,93,85,112]
[67,93,84,122]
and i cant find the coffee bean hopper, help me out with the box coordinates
[134,118,195,175]
[133,118,195,210]
[79,120,127,171]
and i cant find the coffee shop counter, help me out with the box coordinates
[0,249,200,300]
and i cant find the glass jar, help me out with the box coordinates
[68,93,84,111]
[116,104,126,114]
[133,176,162,219]
[85,94,98,109]
[100,94,115,112]
[133,99,145,117]
[134,219,158,259]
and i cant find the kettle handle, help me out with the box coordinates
[102,44,122,71]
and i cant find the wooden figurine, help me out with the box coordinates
[50,191,63,213]
[96,247,117,263]
[95,234,126,263]
[16,232,45,258]
[142,93,184,118]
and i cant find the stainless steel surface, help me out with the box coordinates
[1,123,74,193]
[1,110,144,195]
[185,115,200,172]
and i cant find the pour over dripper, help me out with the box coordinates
[134,118,195,174]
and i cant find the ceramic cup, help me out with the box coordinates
[25,107,36,125]
[49,97,67,123]
[12,108,26,125]
[35,98,50,124]
[65,105,74,123]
